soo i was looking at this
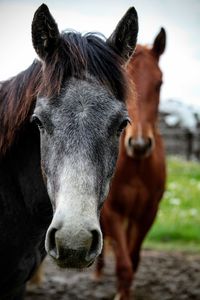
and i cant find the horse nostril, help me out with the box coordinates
[128,137,133,147]
[47,227,59,259]
[146,137,153,150]
[86,229,101,262]
[128,136,154,157]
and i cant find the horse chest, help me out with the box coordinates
[0,160,50,296]
[110,157,164,218]
[0,209,47,297]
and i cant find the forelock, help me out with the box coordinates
[40,31,127,101]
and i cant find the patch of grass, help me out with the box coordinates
[143,156,200,252]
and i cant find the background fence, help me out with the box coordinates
[159,112,200,160]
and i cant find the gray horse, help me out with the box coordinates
[0,4,138,299]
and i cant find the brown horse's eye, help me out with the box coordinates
[31,114,44,130]
[117,118,131,136]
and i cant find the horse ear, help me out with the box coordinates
[152,28,166,59]
[107,7,138,63]
[32,4,60,60]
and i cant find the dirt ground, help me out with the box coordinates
[26,250,200,300]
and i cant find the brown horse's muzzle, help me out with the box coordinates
[124,122,155,158]
[126,136,154,158]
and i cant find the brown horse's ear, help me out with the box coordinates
[152,28,166,59]
[32,4,60,60]
[107,7,138,63]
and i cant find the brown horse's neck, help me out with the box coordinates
[0,60,42,155]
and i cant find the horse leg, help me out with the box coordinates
[28,261,44,286]
[128,206,158,272]
[94,243,105,280]
[109,215,133,300]
[14,288,25,300]
[10,285,26,300]
[94,211,106,280]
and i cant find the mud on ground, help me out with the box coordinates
[26,250,200,300]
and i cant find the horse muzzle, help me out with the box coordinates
[45,221,102,268]
[126,136,154,158]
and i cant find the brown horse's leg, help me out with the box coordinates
[94,212,106,280]
[109,214,133,300]
[94,244,105,280]
[128,206,158,272]
[28,262,44,286]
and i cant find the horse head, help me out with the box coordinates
[31,4,138,268]
[124,28,166,159]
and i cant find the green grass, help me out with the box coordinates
[144,156,200,252]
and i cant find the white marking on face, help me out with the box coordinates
[50,157,99,228]
[137,122,143,140]
[45,156,104,255]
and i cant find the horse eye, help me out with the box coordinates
[117,118,131,135]
[30,114,43,129]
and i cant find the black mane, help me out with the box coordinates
[0,61,41,155]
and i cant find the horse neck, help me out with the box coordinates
[0,60,42,155]
[0,59,51,216]
[0,121,52,222]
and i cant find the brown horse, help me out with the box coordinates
[96,28,167,300]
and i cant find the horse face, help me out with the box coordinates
[33,79,128,267]
[125,28,166,159]
[31,4,138,268]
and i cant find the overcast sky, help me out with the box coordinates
[0,0,200,106]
